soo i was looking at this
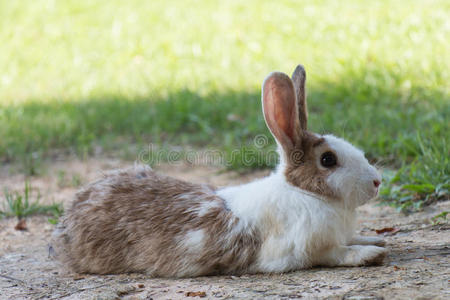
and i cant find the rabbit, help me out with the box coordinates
[51,65,387,277]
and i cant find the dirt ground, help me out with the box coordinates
[0,158,449,300]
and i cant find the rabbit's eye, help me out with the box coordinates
[320,151,337,168]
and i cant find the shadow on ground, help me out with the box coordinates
[2,73,448,171]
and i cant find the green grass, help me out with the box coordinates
[431,211,449,225]
[57,170,83,188]
[0,0,449,210]
[380,136,449,212]
[1,182,63,223]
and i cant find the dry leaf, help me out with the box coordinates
[185,291,207,297]
[14,219,27,231]
[375,227,399,234]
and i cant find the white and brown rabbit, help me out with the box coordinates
[51,65,387,277]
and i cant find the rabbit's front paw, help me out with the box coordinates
[316,245,388,267]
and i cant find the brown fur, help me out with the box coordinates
[284,132,338,199]
[51,166,261,277]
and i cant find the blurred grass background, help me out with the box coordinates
[0,0,449,211]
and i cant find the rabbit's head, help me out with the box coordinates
[262,65,381,208]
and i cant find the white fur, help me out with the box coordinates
[173,229,206,276]
[217,134,384,272]
[183,229,205,253]
[324,135,381,208]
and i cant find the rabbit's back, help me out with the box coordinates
[51,166,261,277]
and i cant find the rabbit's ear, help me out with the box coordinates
[291,65,308,130]
[262,72,301,153]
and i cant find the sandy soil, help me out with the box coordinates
[0,158,449,300]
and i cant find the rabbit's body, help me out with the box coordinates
[52,166,261,277]
[52,65,387,277]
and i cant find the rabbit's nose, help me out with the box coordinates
[373,180,381,188]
